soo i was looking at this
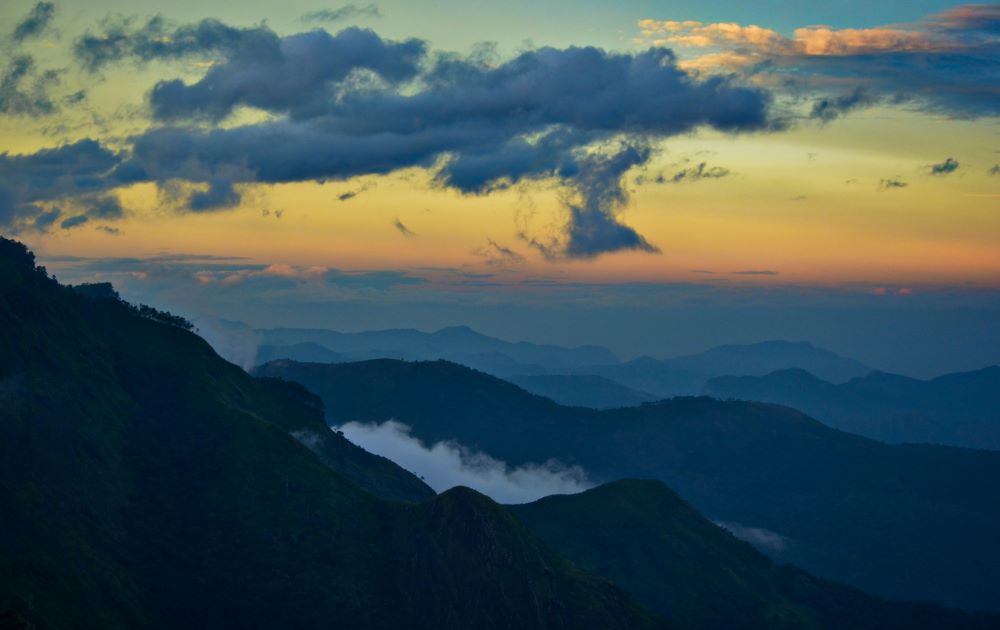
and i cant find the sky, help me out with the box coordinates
[1,0,998,375]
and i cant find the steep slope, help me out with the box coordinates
[507,374,657,408]
[0,238,663,630]
[260,358,1000,612]
[704,367,1000,450]
[513,480,997,630]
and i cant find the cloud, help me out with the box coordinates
[662,161,730,183]
[73,16,275,72]
[639,6,1000,117]
[188,179,241,211]
[929,157,960,175]
[472,238,526,266]
[60,215,88,229]
[0,55,60,117]
[21,21,772,254]
[338,420,592,503]
[147,27,426,122]
[12,2,56,42]
[878,177,908,191]
[732,269,778,276]
[714,521,790,553]
[809,87,875,122]
[990,164,1000,176]
[393,217,415,237]
[0,140,122,231]
[302,4,381,23]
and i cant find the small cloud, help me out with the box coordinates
[472,238,525,267]
[302,4,381,23]
[690,269,715,274]
[929,157,959,176]
[715,521,790,554]
[988,164,999,176]
[12,2,56,42]
[60,215,89,229]
[878,177,908,191]
[96,225,121,235]
[790,194,808,201]
[661,161,731,184]
[732,269,778,276]
[845,178,858,185]
[336,181,374,202]
[393,217,415,237]
[809,87,874,122]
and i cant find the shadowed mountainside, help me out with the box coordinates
[258,358,1000,612]
[0,237,661,630]
[704,367,1000,450]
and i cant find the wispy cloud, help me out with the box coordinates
[394,217,415,237]
[338,420,592,504]
[878,177,908,191]
[301,4,381,23]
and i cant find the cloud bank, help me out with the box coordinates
[639,5,1000,117]
[1,16,774,257]
[337,420,592,503]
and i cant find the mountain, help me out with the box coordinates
[258,358,1000,612]
[256,341,346,365]
[507,374,657,408]
[256,325,616,375]
[703,367,1000,450]
[572,341,871,399]
[513,480,998,630]
[0,238,662,630]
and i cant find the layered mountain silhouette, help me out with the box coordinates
[259,358,1000,612]
[704,367,1000,450]
[513,479,999,630]
[0,238,658,630]
[4,236,998,628]
[507,374,657,408]
[249,325,872,402]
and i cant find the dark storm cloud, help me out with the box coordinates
[302,4,381,23]
[929,157,960,175]
[149,27,426,121]
[0,140,122,231]
[188,179,241,211]
[23,20,773,256]
[12,2,56,42]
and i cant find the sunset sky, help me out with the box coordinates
[1,0,998,374]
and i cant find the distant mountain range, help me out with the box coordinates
[258,358,1000,612]
[704,367,1000,450]
[250,325,873,402]
[5,236,998,628]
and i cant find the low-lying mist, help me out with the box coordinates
[337,420,592,504]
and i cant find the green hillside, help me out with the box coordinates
[0,237,661,630]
